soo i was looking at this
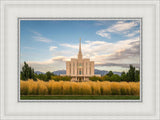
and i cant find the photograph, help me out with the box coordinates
[19,19,141,100]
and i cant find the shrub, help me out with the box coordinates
[63,82,72,95]
[27,79,38,95]
[129,82,140,95]
[100,81,112,95]
[37,80,48,95]
[48,80,63,95]
[90,81,101,95]
[120,82,131,95]
[110,82,121,95]
[20,80,29,95]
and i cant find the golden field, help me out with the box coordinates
[20,79,140,96]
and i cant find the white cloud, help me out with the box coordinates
[28,59,54,65]
[25,37,140,72]
[32,31,53,43]
[96,30,111,39]
[125,30,140,37]
[31,31,41,36]
[107,21,138,33]
[28,56,66,65]
[59,37,140,64]
[33,36,52,43]
[49,46,57,51]
[60,44,78,49]
[96,20,139,38]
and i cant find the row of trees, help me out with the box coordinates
[89,65,140,82]
[35,72,71,81]
[21,62,140,82]
[20,62,71,81]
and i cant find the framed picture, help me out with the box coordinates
[19,18,142,102]
[0,0,159,120]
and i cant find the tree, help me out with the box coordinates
[127,65,136,82]
[102,75,110,81]
[20,61,36,81]
[121,71,125,76]
[121,72,128,81]
[46,71,54,81]
[126,65,140,82]
[51,76,71,81]
[135,70,140,82]
[107,71,113,77]
[89,76,100,81]
[36,73,48,81]
[110,74,121,82]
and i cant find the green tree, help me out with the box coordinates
[121,71,125,76]
[127,65,136,82]
[121,72,128,81]
[36,73,48,81]
[89,76,101,81]
[135,70,140,82]
[102,75,110,81]
[20,61,36,81]
[46,71,54,81]
[51,76,71,81]
[110,74,121,82]
[107,71,113,77]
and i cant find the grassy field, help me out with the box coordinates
[21,95,140,100]
[21,80,140,96]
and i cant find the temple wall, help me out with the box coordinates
[64,39,101,82]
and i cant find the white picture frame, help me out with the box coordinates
[0,0,159,120]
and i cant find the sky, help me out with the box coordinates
[20,19,141,73]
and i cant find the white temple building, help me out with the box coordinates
[61,38,100,82]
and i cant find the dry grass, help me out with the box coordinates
[20,79,140,96]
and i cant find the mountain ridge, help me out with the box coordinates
[35,69,122,76]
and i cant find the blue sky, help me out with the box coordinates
[20,19,140,72]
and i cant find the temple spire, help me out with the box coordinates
[78,38,82,59]
[79,37,81,53]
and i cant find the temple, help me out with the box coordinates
[61,38,100,82]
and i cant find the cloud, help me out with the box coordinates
[52,56,66,61]
[27,56,66,65]
[25,37,140,72]
[92,38,140,65]
[59,37,140,65]
[125,30,140,37]
[60,44,78,49]
[31,31,53,43]
[49,46,57,51]
[95,63,140,69]
[105,41,140,62]
[31,31,41,36]
[96,20,140,38]
[96,30,111,39]
[33,36,52,43]
[107,21,138,33]
[23,56,67,72]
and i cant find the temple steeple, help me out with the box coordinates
[65,37,98,82]
[78,38,82,59]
